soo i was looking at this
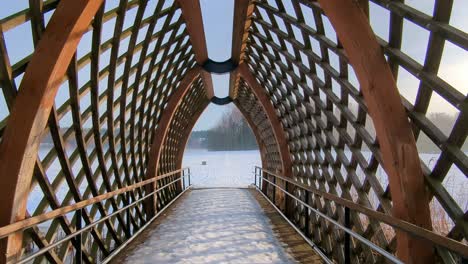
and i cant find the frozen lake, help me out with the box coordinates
[182,149,261,188]
[30,147,466,228]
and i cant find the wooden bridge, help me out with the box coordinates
[112,187,322,263]
[0,0,467,263]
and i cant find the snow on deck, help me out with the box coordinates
[113,188,322,263]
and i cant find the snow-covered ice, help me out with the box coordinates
[182,149,261,188]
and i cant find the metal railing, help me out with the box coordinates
[253,166,468,263]
[0,168,192,263]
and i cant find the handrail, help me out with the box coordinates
[254,183,334,264]
[258,175,402,263]
[0,168,187,239]
[101,184,190,264]
[254,166,468,259]
[16,174,191,264]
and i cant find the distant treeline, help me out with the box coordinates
[42,110,466,153]
[187,109,467,153]
[187,107,258,151]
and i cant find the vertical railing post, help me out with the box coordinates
[254,167,257,187]
[261,170,266,194]
[188,168,191,186]
[345,206,351,264]
[126,192,131,234]
[272,174,276,205]
[305,190,310,236]
[182,169,186,190]
[75,208,83,264]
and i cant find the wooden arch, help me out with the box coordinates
[232,0,434,263]
[0,0,466,263]
[318,1,433,262]
[0,1,104,261]
[143,67,202,216]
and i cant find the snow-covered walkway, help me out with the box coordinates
[113,188,322,263]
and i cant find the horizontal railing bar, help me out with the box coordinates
[102,185,191,264]
[257,167,468,258]
[259,176,403,263]
[253,185,333,264]
[16,174,190,264]
[0,168,187,239]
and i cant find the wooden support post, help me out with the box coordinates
[317,1,434,263]
[0,1,104,262]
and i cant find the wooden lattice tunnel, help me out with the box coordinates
[0,0,466,263]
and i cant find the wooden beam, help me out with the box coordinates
[177,0,214,100]
[238,64,291,175]
[175,100,211,170]
[317,1,434,263]
[201,70,214,99]
[238,64,293,213]
[233,100,268,169]
[229,0,255,100]
[231,0,255,65]
[144,67,201,216]
[0,0,104,262]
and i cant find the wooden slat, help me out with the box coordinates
[317,1,434,263]
[238,64,292,176]
[126,1,165,207]
[238,64,293,214]
[136,7,180,179]
[233,100,269,169]
[229,0,255,100]
[175,100,211,170]
[261,167,468,259]
[105,0,128,207]
[0,169,185,240]
[143,67,201,216]
[176,0,208,63]
[0,1,104,262]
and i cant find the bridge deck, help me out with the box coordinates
[112,188,322,263]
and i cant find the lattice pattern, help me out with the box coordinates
[235,79,283,199]
[0,0,205,262]
[0,0,467,263]
[236,80,282,173]
[243,0,467,262]
[158,76,208,206]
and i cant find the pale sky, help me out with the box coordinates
[0,0,467,131]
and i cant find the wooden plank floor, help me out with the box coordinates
[112,188,322,263]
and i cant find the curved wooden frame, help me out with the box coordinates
[237,64,293,213]
[229,0,255,100]
[143,67,201,216]
[177,0,214,100]
[175,100,212,170]
[0,0,464,262]
[233,100,269,170]
[237,64,292,177]
[0,1,104,262]
[318,1,433,262]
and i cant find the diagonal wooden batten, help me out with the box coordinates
[0,1,104,262]
[238,63,293,214]
[143,67,202,216]
[318,1,434,263]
